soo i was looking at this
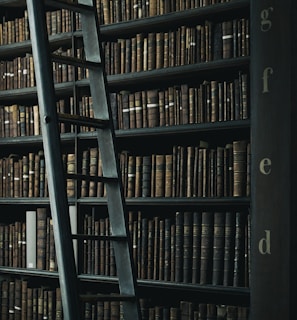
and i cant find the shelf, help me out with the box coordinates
[100,0,250,39]
[78,197,250,209]
[0,266,250,306]
[0,31,83,59]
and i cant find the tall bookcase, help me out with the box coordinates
[1,0,294,319]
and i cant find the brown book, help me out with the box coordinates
[233,140,247,197]
[135,155,142,197]
[158,90,166,126]
[156,32,164,69]
[81,149,90,197]
[21,280,28,319]
[88,148,98,197]
[128,93,136,129]
[165,154,173,197]
[155,154,165,197]
[147,89,159,128]
[28,153,35,198]
[37,207,47,270]
[34,153,40,197]
[127,154,136,197]
[134,91,143,128]
[222,20,233,59]
[147,33,156,70]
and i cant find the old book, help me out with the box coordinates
[147,218,154,279]
[233,211,246,287]
[142,155,152,197]
[233,140,247,197]
[175,211,183,282]
[141,217,148,279]
[212,212,225,285]
[222,20,233,59]
[135,156,142,197]
[129,93,136,129]
[158,219,165,280]
[183,212,193,283]
[200,211,213,284]
[223,211,236,286]
[134,91,143,128]
[147,89,159,128]
[153,216,160,280]
[155,154,165,197]
[66,153,75,197]
[127,154,136,197]
[224,143,233,196]
[191,211,202,284]
[165,154,173,197]
[37,207,47,270]
[88,148,98,197]
[164,218,171,281]
[81,149,90,197]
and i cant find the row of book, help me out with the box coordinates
[119,141,250,198]
[0,47,87,91]
[115,73,249,129]
[82,209,250,287]
[97,0,236,25]
[0,140,250,198]
[0,278,249,319]
[0,206,249,288]
[103,19,249,75]
[0,99,76,138]
[0,71,248,137]
[0,208,56,270]
[0,9,75,46]
[0,0,239,47]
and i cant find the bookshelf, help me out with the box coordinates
[0,0,255,319]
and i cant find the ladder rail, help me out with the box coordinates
[78,0,142,317]
[26,0,81,319]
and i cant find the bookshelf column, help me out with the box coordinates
[251,1,297,319]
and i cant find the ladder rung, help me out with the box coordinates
[45,0,94,14]
[58,113,110,129]
[51,53,102,70]
[72,234,128,241]
[80,294,136,302]
[66,173,118,183]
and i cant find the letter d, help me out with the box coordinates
[258,230,271,254]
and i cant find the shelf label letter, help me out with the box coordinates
[262,67,273,93]
[258,230,271,254]
[259,158,272,175]
[260,7,274,32]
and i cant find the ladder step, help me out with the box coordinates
[80,293,136,302]
[72,234,128,241]
[45,0,94,14]
[66,173,118,183]
[58,113,110,129]
[51,53,102,70]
